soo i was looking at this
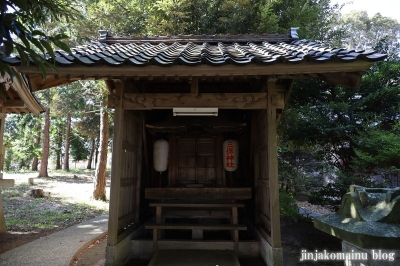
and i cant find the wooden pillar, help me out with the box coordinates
[267,80,281,248]
[0,189,6,233]
[135,112,144,222]
[0,112,8,233]
[232,206,239,253]
[107,81,124,246]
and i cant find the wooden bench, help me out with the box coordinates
[146,202,247,253]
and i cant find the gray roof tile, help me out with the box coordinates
[2,37,387,68]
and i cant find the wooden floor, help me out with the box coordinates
[148,250,240,266]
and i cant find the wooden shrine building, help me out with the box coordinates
[2,28,386,265]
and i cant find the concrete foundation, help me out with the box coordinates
[106,231,136,266]
[257,230,283,266]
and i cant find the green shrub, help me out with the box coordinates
[308,172,387,211]
[279,189,301,220]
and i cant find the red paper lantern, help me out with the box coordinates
[223,139,239,172]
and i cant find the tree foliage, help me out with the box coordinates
[0,0,79,78]
[77,0,344,37]
[70,131,90,162]
[279,18,400,204]
[3,0,400,204]
[341,11,400,53]
[3,114,42,170]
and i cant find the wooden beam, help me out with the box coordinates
[145,188,252,200]
[3,99,26,108]
[257,225,272,245]
[321,72,362,89]
[149,203,245,208]
[162,209,231,218]
[145,223,247,230]
[113,93,283,110]
[27,74,79,92]
[5,88,14,99]
[8,108,20,114]
[117,212,136,232]
[277,79,294,122]
[22,62,372,92]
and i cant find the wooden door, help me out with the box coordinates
[177,137,216,185]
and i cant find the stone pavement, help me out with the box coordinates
[0,215,108,266]
[298,207,321,218]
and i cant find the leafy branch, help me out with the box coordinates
[0,0,79,80]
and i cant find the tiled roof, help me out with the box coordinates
[3,38,387,69]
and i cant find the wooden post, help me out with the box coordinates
[107,81,124,246]
[0,145,5,170]
[0,112,9,233]
[0,191,5,232]
[154,206,162,252]
[267,80,281,248]
[232,206,239,253]
[135,112,144,222]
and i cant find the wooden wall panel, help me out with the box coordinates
[253,93,281,248]
[109,87,144,246]
[254,110,271,234]
[250,84,283,245]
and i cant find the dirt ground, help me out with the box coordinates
[0,170,110,254]
[2,171,342,265]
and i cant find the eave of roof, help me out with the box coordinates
[0,73,44,115]
[2,28,387,91]
[6,39,386,68]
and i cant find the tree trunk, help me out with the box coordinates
[56,153,61,169]
[31,131,41,171]
[94,146,99,167]
[38,108,50,177]
[31,157,38,171]
[63,112,71,171]
[93,101,108,201]
[55,130,62,169]
[87,137,95,169]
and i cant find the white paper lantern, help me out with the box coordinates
[223,139,239,172]
[153,139,169,172]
